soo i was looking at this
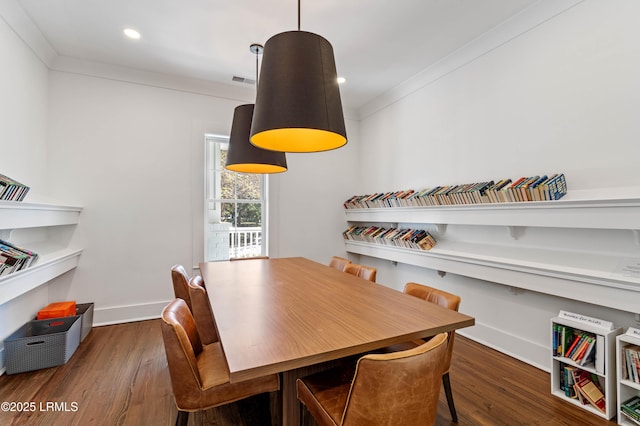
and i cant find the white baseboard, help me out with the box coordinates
[92,300,168,326]
[459,321,550,373]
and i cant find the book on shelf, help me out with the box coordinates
[343,173,567,209]
[0,238,39,277]
[578,337,596,366]
[558,363,605,406]
[575,376,606,413]
[0,173,30,202]
[622,396,640,424]
[563,365,578,398]
[547,173,568,200]
[622,344,640,384]
[343,226,437,251]
[527,175,547,201]
[488,179,511,203]
[517,176,538,202]
[552,324,599,367]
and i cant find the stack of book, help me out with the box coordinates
[343,190,417,208]
[343,173,567,208]
[553,325,598,366]
[621,396,640,425]
[622,344,640,384]
[559,363,606,413]
[0,238,39,277]
[0,173,30,201]
[343,226,437,251]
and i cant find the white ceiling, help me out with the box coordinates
[13,0,537,111]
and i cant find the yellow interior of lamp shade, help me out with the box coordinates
[251,128,347,153]
[225,163,287,174]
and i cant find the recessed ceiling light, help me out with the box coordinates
[337,77,346,84]
[123,28,141,40]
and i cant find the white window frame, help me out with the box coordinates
[204,134,269,260]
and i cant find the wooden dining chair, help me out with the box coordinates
[187,275,219,345]
[389,282,462,422]
[297,333,448,426]
[170,264,192,311]
[328,256,351,271]
[343,263,377,282]
[161,299,280,426]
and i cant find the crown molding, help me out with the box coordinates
[357,0,584,120]
[0,0,57,66]
[51,55,258,102]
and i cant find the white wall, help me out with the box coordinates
[0,14,49,199]
[0,14,52,366]
[44,72,238,323]
[269,119,361,263]
[355,0,640,370]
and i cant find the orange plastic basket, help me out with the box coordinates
[37,301,77,320]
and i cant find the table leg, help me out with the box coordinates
[280,360,346,426]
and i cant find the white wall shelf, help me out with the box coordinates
[345,241,639,312]
[617,328,640,425]
[0,201,82,230]
[344,189,640,313]
[344,187,640,231]
[0,201,83,305]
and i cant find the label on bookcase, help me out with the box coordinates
[625,327,640,338]
[558,310,614,331]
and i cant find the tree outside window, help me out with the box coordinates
[206,136,266,260]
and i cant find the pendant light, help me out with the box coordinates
[250,0,347,153]
[225,44,288,174]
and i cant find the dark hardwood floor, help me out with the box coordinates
[0,319,616,425]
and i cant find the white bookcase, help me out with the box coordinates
[617,328,640,425]
[343,187,640,313]
[550,312,622,420]
[0,200,83,305]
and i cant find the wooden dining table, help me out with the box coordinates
[199,257,475,425]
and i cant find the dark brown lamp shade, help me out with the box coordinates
[250,30,347,153]
[225,104,287,174]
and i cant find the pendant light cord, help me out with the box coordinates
[250,43,263,95]
[298,0,301,31]
[255,48,259,92]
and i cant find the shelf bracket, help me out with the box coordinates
[509,286,526,295]
[0,229,12,240]
[391,260,398,266]
[437,270,447,278]
[508,226,525,240]
[633,230,640,247]
[435,224,447,236]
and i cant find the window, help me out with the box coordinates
[205,135,268,261]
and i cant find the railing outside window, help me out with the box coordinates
[229,226,262,259]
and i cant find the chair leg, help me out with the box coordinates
[175,410,189,426]
[443,372,458,423]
